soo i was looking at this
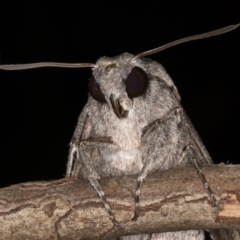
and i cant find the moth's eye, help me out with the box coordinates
[88,76,107,103]
[125,67,148,98]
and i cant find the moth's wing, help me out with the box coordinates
[144,58,211,166]
[181,105,240,240]
[210,229,240,240]
[181,109,213,164]
[148,59,212,166]
[66,101,99,178]
[66,102,122,230]
[151,64,239,239]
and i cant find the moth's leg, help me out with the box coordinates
[133,107,182,221]
[66,104,89,177]
[178,109,222,210]
[177,143,192,164]
[179,144,221,210]
[66,109,122,228]
[132,158,152,221]
[79,138,122,230]
[133,106,220,221]
[183,110,213,164]
[67,142,80,177]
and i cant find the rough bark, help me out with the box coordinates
[0,164,240,240]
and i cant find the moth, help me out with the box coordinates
[0,24,239,240]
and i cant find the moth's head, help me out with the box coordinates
[0,24,238,120]
[90,53,149,118]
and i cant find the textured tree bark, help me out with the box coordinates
[0,164,240,240]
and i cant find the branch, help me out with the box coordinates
[0,164,240,239]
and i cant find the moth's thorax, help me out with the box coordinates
[104,106,147,150]
[89,98,147,150]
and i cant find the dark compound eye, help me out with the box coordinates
[88,76,107,103]
[125,67,148,98]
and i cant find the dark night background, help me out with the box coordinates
[0,2,239,230]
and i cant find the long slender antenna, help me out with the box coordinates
[132,23,240,60]
[0,24,239,70]
[0,62,95,71]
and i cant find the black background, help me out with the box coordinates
[0,0,239,202]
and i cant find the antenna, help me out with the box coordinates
[0,24,239,70]
[132,23,240,60]
[0,62,95,71]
